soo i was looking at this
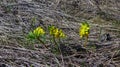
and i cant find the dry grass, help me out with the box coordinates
[0,0,119,67]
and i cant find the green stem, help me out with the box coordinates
[53,36,64,66]
[84,36,88,47]
[37,38,47,49]
[53,36,58,46]
[99,27,102,41]
[53,36,62,54]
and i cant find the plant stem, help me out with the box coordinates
[37,38,47,49]
[53,36,64,67]
[84,36,88,47]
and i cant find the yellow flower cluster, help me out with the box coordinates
[49,26,66,38]
[79,22,90,38]
[33,26,45,37]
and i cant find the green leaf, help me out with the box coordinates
[27,32,36,40]
[40,34,46,43]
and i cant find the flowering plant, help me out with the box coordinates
[27,26,47,48]
[48,25,66,54]
[49,26,66,39]
[79,21,90,47]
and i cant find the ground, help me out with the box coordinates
[0,0,120,67]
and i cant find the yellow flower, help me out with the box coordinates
[33,27,45,37]
[79,22,90,38]
[49,26,56,35]
[49,26,66,38]
[59,29,66,38]
[54,28,59,38]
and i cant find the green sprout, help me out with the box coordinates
[79,21,90,47]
